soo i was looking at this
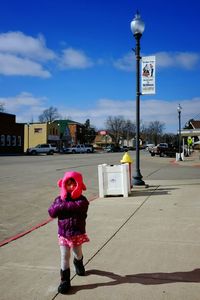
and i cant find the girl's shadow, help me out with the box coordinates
[68,268,200,294]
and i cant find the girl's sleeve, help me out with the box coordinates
[61,197,89,214]
[48,197,65,218]
[48,196,89,218]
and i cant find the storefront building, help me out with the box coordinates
[0,112,24,154]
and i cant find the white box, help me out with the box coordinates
[98,163,130,198]
[176,152,184,161]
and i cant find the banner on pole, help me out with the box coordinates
[141,56,156,95]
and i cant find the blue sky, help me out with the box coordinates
[0,0,200,133]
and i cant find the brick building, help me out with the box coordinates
[0,112,24,154]
[66,120,85,145]
[0,114,87,154]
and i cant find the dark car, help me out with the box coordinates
[149,143,186,157]
[105,145,125,153]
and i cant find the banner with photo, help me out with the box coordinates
[141,56,156,94]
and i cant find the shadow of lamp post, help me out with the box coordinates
[177,104,182,161]
[130,10,145,186]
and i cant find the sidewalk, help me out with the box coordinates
[174,149,200,167]
[0,152,200,300]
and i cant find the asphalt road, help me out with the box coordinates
[0,151,199,242]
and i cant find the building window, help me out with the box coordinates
[7,135,11,146]
[17,136,22,146]
[1,135,5,146]
[34,128,42,133]
[12,135,16,146]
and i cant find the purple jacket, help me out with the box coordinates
[48,194,89,238]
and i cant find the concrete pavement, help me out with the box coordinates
[174,149,200,167]
[0,151,200,300]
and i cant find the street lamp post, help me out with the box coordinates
[177,104,182,161]
[131,11,145,186]
[27,123,30,150]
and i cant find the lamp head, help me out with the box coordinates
[177,104,182,113]
[130,10,145,36]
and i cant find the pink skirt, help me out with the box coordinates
[58,233,90,247]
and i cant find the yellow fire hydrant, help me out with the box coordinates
[120,151,133,188]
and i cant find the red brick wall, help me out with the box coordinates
[0,113,24,154]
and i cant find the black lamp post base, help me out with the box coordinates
[133,173,145,186]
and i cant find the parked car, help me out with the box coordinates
[149,143,179,157]
[104,145,124,153]
[145,143,155,151]
[63,144,94,154]
[26,144,57,155]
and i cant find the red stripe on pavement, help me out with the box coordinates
[0,195,98,247]
[0,218,52,247]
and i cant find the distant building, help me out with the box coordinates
[24,120,72,152]
[181,120,200,141]
[23,120,85,152]
[24,122,61,152]
[189,120,200,136]
[52,120,71,149]
[65,120,85,145]
[1,113,88,154]
[0,112,24,154]
[93,130,113,149]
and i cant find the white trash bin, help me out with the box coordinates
[98,163,130,198]
[176,152,184,161]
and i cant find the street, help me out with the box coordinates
[0,151,199,242]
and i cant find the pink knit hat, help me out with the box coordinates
[57,171,86,200]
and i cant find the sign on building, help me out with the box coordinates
[99,130,107,135]
[141,56,156,95]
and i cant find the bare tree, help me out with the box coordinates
[105,116,126,146]
[148,121,165,145]
[122,119,136,145]
[105,117,167,146]
[140,123,150,143]
[38,106,61,122]
[162,133,177,146]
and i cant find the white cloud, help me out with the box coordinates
[156,51,200,70]
[154,52,174,68]
[175,52,199,69]
[140,97,200,132]
[58,97,200,133]
[2,91,200,133]
[59,48,93,69]
[0,31,55,77]
[113,52,134,71]
[0,92,47,122]
[114,51,200,71]
[0,31,55,61]
[0,53,51,77]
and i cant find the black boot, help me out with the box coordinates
[58,269,71,294]
[73,256,85,276]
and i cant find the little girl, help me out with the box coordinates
[48,171,89,294]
